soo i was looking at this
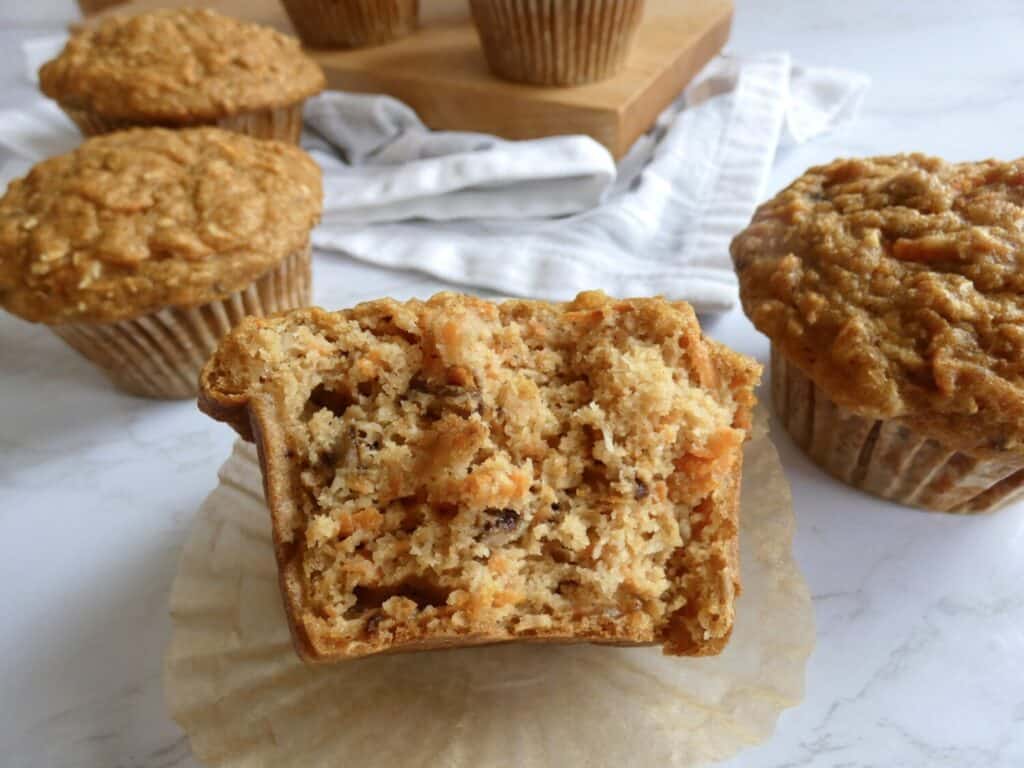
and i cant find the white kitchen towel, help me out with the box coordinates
[6,43,867,311]
[303,96,617,223]
[309,53,866,309]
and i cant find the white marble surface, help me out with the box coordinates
[2,1,1023,766]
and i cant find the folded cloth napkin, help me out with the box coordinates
[309,53,866,311]
[6,41,867,312]
[303,96,616,223]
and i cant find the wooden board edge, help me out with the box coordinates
[615,1,734,157]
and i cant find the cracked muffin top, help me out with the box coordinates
[39,8,325,123]
[731,154,1024,456]
[0,127,322,324]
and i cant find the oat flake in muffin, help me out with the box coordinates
[0,127,323,398]
[38,9,325,141]
[731,154,1024,512]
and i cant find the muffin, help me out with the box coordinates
[39,9,326,143]
[469,0,645,86]
[280,0,419,49]
[0,127,323,400]
[731,154,1024,513]
[199,292,760,661]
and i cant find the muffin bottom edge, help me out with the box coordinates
[58,101,307,144]
[770,345,1024,514]
[50,246,313,400]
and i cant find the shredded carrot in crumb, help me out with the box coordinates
[674,428,743,498]
[684,336,718,388]
[562,309,603,328]
[352,508,383,532]
[434,465,531,509]
[391,540,411,556]
[527,319,548,338]
[440,320,461,349]
[347,477,374,494]
[336,512,355,536]
[337,508,383,537]
[340,558,376,579]
[355,357,378,378]
[492,589,522,608]
[651,480,668,503]
[692,427,744,460]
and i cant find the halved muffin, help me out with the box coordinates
[199,291,760,661]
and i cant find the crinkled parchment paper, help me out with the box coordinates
[164,410,814,767]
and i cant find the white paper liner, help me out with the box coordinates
[58,102,307,144]
[164,409,813,767]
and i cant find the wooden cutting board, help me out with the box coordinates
[100,0,733,158]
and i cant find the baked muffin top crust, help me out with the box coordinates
[732,154,1024,456]
[39,9,325,123]
[0,127,322,324]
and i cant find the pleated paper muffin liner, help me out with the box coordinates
[469,0,645,86]
[164,409,815,768]
[771,345,1024,513]
[281,0,419,49]
[51,246,312,400]
[58,102,307,144]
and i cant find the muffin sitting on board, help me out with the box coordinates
[39,9,325,143]
[199,291,760,661]
[0,127,322,399]
[731,154,1024,513]
[280,0,419,49]
[469,0,646,86]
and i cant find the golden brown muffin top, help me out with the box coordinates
[732,154,1024,456]
[0,127,322,324]
[39,9,325,123]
